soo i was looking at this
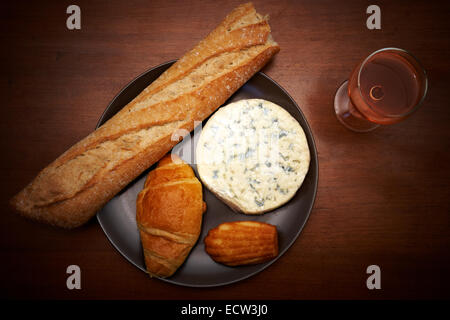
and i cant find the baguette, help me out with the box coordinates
[10,2,280,228]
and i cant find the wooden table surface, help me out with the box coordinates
[1,0,449,300]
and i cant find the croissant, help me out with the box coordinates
[204,221,278,266]
[136,154,206,278]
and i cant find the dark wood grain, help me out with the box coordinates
[1,0,449,299]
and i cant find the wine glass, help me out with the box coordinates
[334,48,428,132]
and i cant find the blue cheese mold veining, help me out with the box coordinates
[196,99,310,214]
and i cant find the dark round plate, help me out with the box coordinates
[96,60,318,287]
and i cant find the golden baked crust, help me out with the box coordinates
[136,154,206,278]
[10,3,279,228]
[204,221,278,266]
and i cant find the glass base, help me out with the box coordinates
[334,80,380,132]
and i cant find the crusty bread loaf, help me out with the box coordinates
[136,154,206,278]
[10,2,279,228]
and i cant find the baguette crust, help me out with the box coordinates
[10,2,280,228]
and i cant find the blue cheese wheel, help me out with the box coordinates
[196,99,310,214]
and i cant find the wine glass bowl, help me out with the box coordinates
[334,48,428,132]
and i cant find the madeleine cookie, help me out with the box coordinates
[204,221,278,266]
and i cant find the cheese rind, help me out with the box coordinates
[196,99,310,214]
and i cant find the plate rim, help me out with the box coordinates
[96,60,319,287]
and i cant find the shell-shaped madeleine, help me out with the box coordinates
[204,221,278,266]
